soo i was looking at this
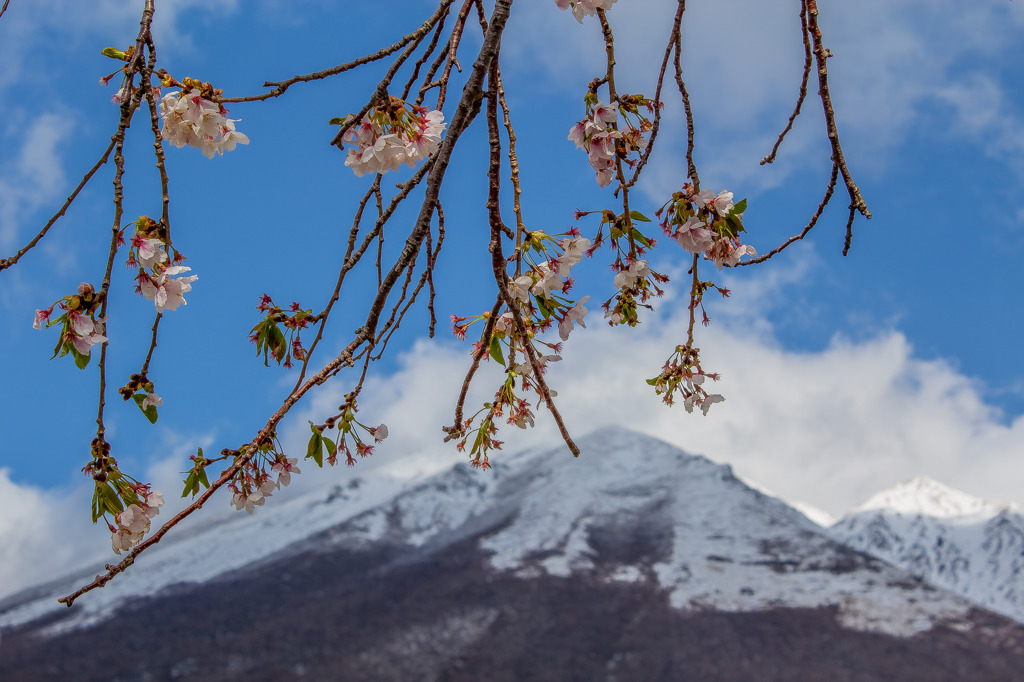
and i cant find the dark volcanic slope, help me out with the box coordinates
[3,531,1024,682]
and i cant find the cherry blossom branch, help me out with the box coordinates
[61,0,513,606]
[0,0,10,21]
[219,1,455,104]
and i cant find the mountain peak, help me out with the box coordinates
[852,476,1007,520]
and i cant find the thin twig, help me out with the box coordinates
[760,0,812,165]
[0,140,116,273]
[220,1,454,104]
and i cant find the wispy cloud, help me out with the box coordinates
[0,112,71,253]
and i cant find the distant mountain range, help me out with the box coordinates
[2,427,1023,681]
[830,475,1024,625]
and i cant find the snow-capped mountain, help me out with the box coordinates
[831,475,1024,624]
[3,429,1023,681]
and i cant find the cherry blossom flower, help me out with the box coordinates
[133,236,167,269]
[69,329,107,356]
[530,262,563,299]
[675,216,715,255]
[711,190,735,216]
[370,424,389,442]
[613,259,651,290]
[509,274,533,304]
[32,307,52,330]
[706,241,757,270]
[555,0,619,23]
[554,236,592,276]
[141,392,163,409]
[271,456,301,487]
[231,489,266,514]
[558,295,590,341]
[138,265,198,312]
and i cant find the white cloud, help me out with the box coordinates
[0,470,106,600]
[275,254,1024,520]
[505,0,1024,189]
[0,112,71,252]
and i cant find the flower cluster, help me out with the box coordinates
[223,433,297,514]
[661,184,757,270]
[569,95,655,188]
[158,76,249,158]
[33,282,107,369]
[111,488,165,554]
[555,0,618,23]
[648,344,724,415]
[335,97,446,177]
[128,216,198,313]
[507,230,593,341]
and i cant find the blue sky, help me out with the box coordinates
[1,0,1023,596]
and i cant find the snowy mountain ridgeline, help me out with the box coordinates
[830,475,1024,625]
[2,428,1024,681]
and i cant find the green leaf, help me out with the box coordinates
[646,378,659,386]
[132,393,158,424]
[535,296,552,319]
[306,431,324,467]
[181,472,199,498]
[489,334,505,367]
[732,198,747,215]
[72,345,91,370]
[101,47,128,60]
[629,210,652,223]
[630,228,651,248]
[96,481,124,520]
[323,437,337,462]
[328,116,345,126]
[267,323,287,363]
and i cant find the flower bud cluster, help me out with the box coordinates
[554,0,618,23]
[249,294,314,368]
[158,79,249,158]
[336,97,446,177]
[309,395,388,468]
[33,282,107,369]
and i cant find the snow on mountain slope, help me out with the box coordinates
[275,428,978,637]
[0,473,406,633]
[0,428,987,640]
[831,476,1024,624]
